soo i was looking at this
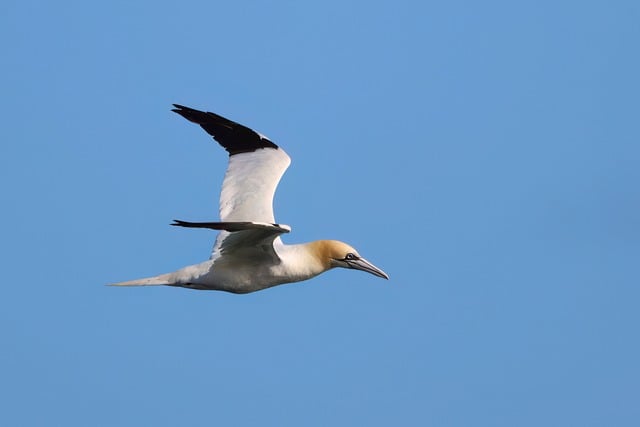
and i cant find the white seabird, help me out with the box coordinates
[111,104,388,293]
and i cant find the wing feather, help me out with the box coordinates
[172,104,278,155]
[171,220,290,233]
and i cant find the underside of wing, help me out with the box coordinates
[172,219,291,263]
[219,149,290,222]
[211,228,287,264]
[172,104,291,223]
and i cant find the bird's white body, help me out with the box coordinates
[111,105,388,293]
[122,241,328,293]
[114,239,354,294]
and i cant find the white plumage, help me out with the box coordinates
[111,104,388,293]
[219,148,290,223]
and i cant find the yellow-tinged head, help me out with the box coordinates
[307,240,389,279]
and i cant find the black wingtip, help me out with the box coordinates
[171,103,188,112]
[170,103,279,155]
[171,104,204,122]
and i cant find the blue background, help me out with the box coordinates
[2,1,639,425]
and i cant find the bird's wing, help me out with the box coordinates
[212,227,288,264]
[173,220,290,263]
[172,104,291,223]
[172,104,292,261]
[170,220,291,233]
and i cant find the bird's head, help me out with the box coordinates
[311,240,389,280]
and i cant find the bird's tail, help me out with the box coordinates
[109,272,173,287]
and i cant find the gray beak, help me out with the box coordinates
[347,257,389,280]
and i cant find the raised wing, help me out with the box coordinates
[172,104,291,223]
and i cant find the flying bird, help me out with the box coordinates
[111,105,388,293]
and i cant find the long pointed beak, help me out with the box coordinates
[348,257,389,280]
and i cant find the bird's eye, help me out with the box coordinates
[345,253,357,261]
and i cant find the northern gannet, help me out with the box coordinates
[111,104,388,293]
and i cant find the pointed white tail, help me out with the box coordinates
[109,273,172,287]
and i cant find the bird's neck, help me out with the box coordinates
[274,241,333,283]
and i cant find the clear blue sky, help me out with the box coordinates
[1,1,639,425]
